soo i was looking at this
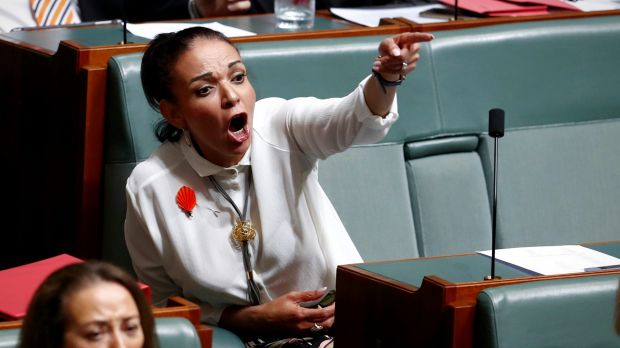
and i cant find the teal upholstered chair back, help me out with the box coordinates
[475,275,620,348]
[0,317,200,348]
[455,17,620,248]
[410,15,620,253]
[0,329,18,348]
[154,317,201,348]
[404,136,491,256]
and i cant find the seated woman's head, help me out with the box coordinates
[141,27,256,167]
[19,261,155,348]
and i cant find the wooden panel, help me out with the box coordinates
[336,252,620,348]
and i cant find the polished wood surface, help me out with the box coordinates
[335,249,620,348]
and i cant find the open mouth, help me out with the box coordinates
[228,113,249,143]
[229,114,246,133]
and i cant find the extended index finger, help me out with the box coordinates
[394,32,434,46]
[379,32,434,58]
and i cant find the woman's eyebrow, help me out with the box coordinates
[189,60,243,84]
[190,71,212,84]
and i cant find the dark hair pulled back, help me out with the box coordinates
[141,27,235,143]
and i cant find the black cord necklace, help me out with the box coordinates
[208,168,261,305]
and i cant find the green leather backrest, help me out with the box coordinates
[319,144,418,260]
[475,275,620,348]
[405,136,491,256]
[430,15,620,135]
[407,15,620,255]
[479,119,620,248]
[155,317,201,348]
[0,329,18,348]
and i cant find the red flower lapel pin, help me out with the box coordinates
[176,186,196,218]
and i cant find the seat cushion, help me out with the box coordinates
[211,326,246,348]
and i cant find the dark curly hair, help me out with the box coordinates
[141,27,236,143]
[19,261,155,348]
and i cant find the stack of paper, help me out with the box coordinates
[438,0,581,16]
[477,245,620,275]
[330,5,450,27]
[127,22,256,40]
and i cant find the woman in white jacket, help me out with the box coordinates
[125,26,432,347]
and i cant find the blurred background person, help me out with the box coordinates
[19,261,156,348]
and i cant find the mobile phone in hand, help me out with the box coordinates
[299,289,336,308]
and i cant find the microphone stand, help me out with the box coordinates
[485,108,505,281]
[120,0,130,44]
[454,0,459,21]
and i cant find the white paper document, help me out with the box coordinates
[330,5,449,27]
[565,0,620,11]
[126,22,256,40]
[477,245,620,275]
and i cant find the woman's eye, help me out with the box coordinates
[123,319,142,336]
[197,85,212,96]
[232,73,246,83]
[85,330,103,342]
[124,324,140,336]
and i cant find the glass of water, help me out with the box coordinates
[274,0,315,29]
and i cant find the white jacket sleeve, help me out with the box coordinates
[124,187,182,306]
[255,76,399,160]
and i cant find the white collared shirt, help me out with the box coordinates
[125,78,398,324]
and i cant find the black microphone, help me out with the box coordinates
[485,108,505,281]
[489,108,505,138]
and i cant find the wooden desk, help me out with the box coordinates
[335,242,620,348]
[0,14,407,270]
[0,296,213,348]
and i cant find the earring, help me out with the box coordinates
[182,129,192,147]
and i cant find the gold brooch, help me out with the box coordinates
[232,219,256,242]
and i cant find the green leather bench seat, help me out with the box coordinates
[103,14,620,270]
[475,275,620,348]
[103,33,434,268]
[427,16,620,251]
[0,317,201,348]
[102,14,620,346]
